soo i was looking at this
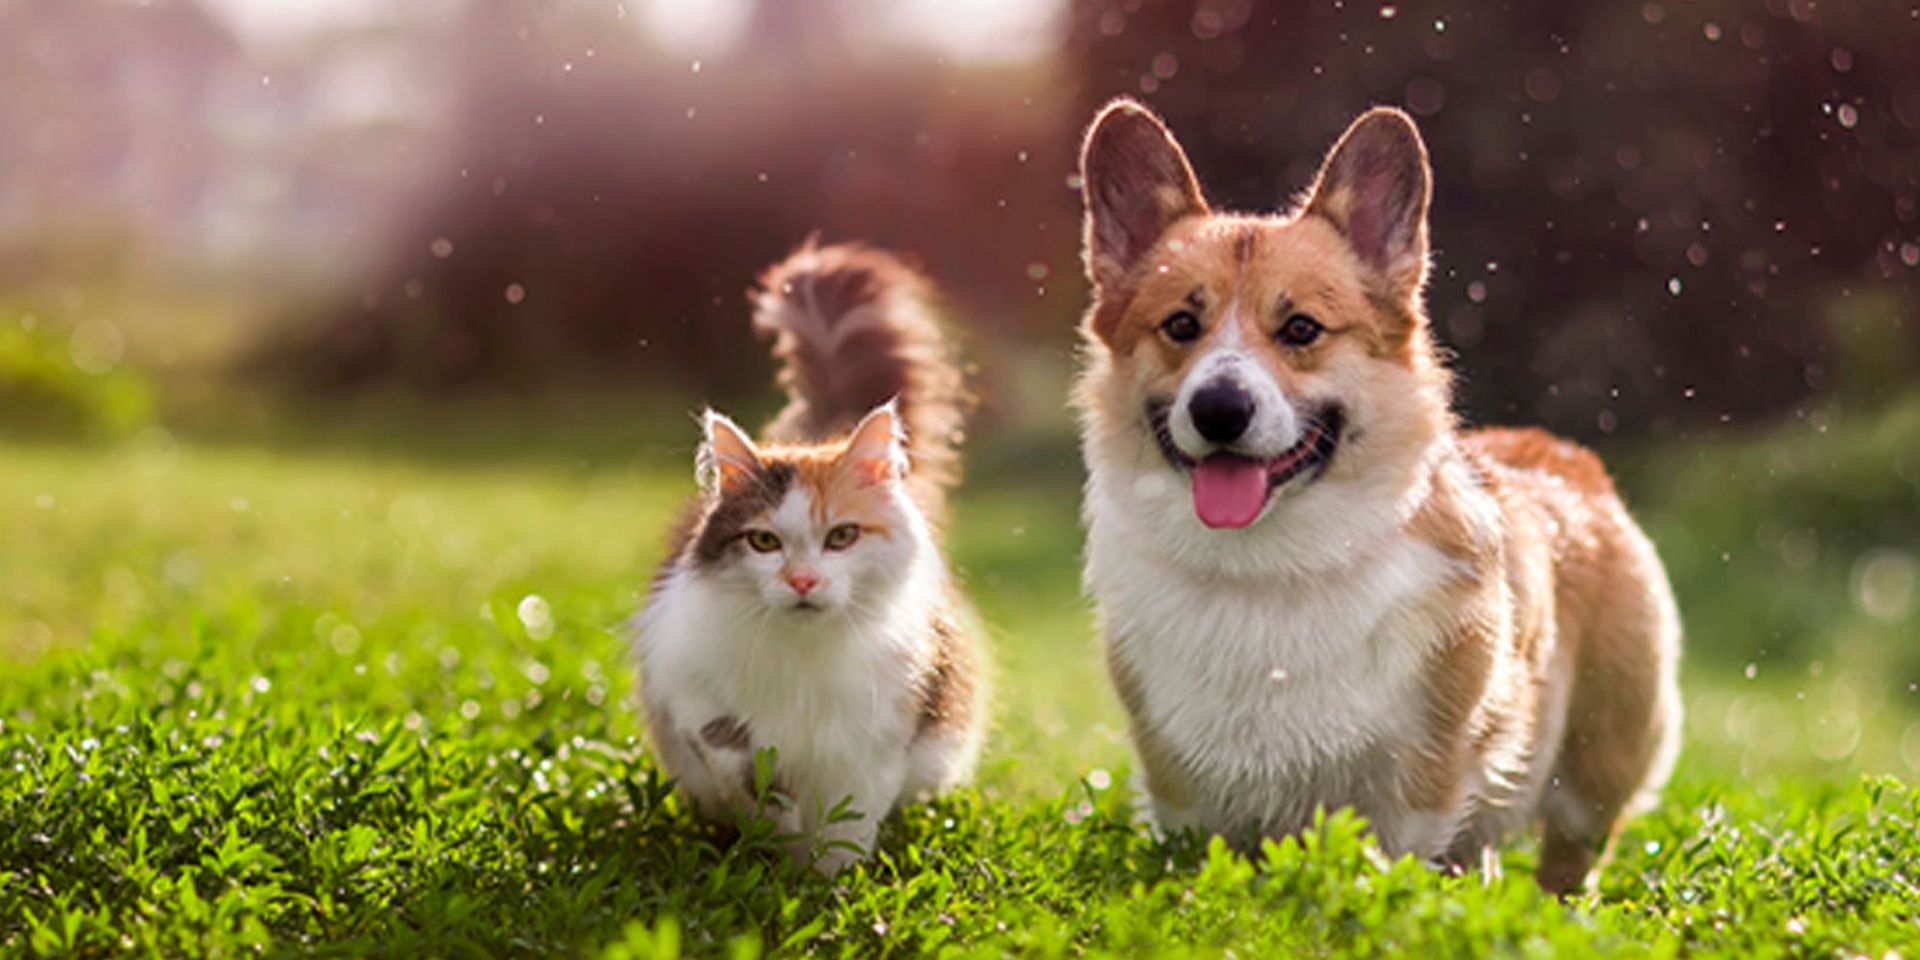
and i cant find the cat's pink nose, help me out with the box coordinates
[786,570,820,596]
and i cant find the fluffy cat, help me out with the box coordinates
[634,241,985,873]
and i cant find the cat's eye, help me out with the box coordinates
[824,524,861,551]
[1277,313,1324,347]
[743,529,782,553]
[1160,310,1202,344]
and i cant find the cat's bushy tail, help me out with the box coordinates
[752,239,969,517]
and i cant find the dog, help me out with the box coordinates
[1071,98,1682,892]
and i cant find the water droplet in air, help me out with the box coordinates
[1853,549,1916,621]
[1379,4,1397,19]
[504,283,527,305]
[1667,276,1683,296]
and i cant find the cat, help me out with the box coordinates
[634,240,986,874]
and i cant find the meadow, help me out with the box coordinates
[4,391,1919,957]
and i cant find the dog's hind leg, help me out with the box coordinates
[1535,550,1682,895]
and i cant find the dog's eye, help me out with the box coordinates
[824,524,861,551]
[1277,313,1324,347]
[743,529,782,553]
[1160,311,1202,344]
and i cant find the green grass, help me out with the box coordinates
[4,400,1920,957]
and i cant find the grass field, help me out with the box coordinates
[5,395,1920,957]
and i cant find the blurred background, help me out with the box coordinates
[2,0,1917,786]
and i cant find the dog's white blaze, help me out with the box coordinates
[1168,346,1299,459]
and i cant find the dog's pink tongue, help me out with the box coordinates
[1192,454,1268,529]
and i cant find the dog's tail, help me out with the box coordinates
[753,239,968,518]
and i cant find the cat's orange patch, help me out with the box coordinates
[778,446,899,540]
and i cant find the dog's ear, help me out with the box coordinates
[1080,99,1209,294]
[1304,108,1431,301]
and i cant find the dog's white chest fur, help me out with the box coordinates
[1085,469,1460,848]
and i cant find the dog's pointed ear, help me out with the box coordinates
[1304,108,1432,301]
[1080,99,1209,293]
[697,410,763,494]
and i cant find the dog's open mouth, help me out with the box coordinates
[1148,403,1345,530]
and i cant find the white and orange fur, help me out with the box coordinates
[1073,99,1681,892]
[635,242,985,874]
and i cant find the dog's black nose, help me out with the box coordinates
[1188,380,1255,445]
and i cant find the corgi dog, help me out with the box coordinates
[635,241,985,873]
[1072,99,1681,892]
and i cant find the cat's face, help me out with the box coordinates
[688,405,926,618]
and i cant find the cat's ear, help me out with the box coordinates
[841,402,907,486]
[697,410,762,494]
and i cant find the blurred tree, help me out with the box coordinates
[273,0,1076,399]
[0,0,242,278]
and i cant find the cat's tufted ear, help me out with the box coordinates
[840,402,908,486]
[697,410,763,494]
[1302,108,1432,301]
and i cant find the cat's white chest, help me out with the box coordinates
[637,573,924,810]
[1088,516,1457,828]
[644,579,914,743]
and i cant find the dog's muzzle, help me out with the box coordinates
[1187,379,1255,446]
